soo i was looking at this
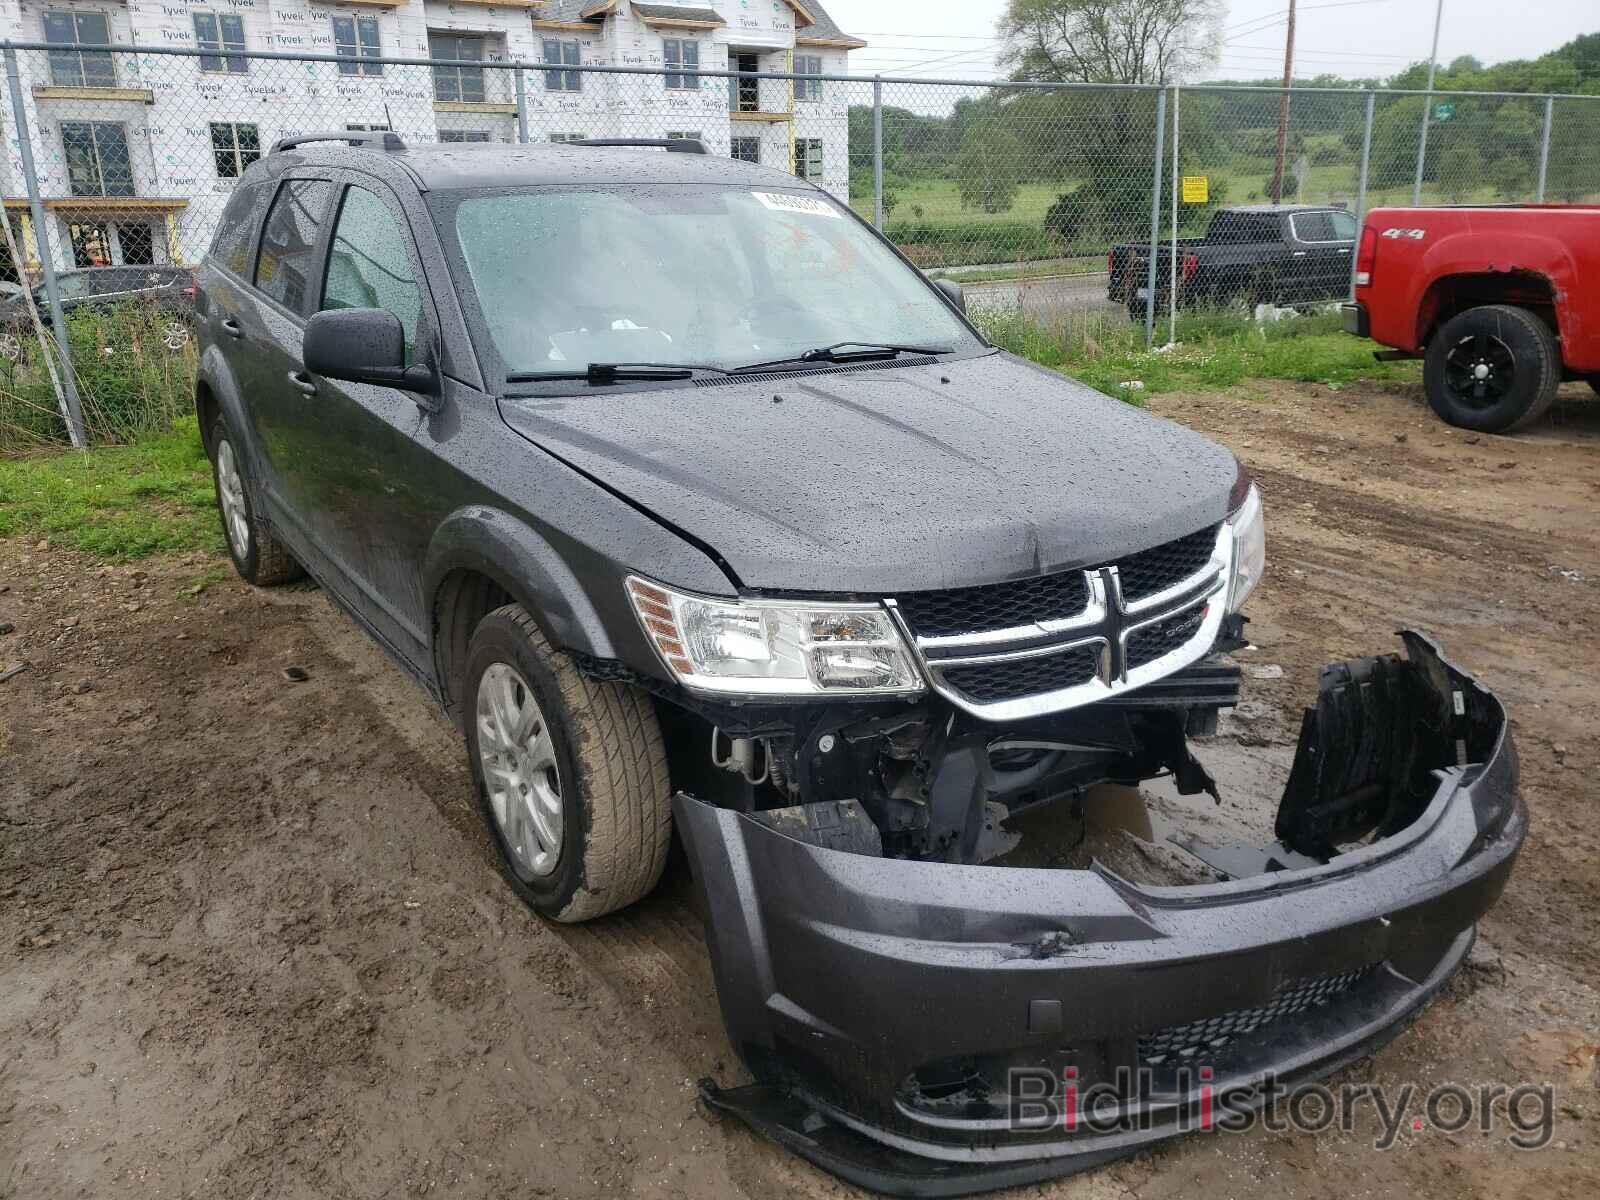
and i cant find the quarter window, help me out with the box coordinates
[208,180,270,277]
[193,12,247,74]
[210,122,261,178]
[44,10,114,88]
[663,39,699,90]
[795,54,822,101]
[62,122,134,197]
[332,17,383,77]
[254,179,334,314]
[431,33,485,103]
[542,39,581,92]
[321,187,423,362]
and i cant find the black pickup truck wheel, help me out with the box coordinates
[1424,304,1559,433]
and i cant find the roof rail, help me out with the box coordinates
[571,137,708,155]
[271,131,406,154]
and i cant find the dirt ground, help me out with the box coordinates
[2,378,1598,1200]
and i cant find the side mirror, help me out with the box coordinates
[303,308,437,397]
[933,278,967,314]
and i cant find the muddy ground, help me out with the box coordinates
[2,379,1598,1199]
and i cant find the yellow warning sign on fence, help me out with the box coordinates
[1181,175,1210,204]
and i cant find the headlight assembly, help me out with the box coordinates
[1227,483,1266,613]
[625,577,925,697]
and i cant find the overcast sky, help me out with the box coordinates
[824,1,1596,83]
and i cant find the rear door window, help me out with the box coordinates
[254,179,334,315]
[1291,211,1337,243]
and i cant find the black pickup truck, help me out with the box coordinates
[1109,204,1358,319]
[194,135,1522,1196]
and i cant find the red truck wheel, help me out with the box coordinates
[1423,305,1559,433]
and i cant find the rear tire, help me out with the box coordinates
[463,604,671,923]
[209,417,304,585]
[1423,305,1559,433]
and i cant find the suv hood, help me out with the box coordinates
[498,352,1240,594]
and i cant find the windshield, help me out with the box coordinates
[444,185,977,375]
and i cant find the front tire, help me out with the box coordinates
[464,604,671,923]
[209,417,304,585]
[1423,305,1559,433]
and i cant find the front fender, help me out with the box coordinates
[423,505,626,664]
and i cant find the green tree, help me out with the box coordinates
[954,122,1023,214]
[998,0,1224,84]
[1436,141,1485,202]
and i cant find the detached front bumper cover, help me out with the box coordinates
[676,632,1524,1197]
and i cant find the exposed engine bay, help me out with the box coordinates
[657,634,1471,884]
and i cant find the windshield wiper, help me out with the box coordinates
[729,342,954,375]
[506,361,734,386]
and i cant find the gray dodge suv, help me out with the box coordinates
[194,132,1523,1194]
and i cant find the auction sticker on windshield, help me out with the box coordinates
[752,191,842,219]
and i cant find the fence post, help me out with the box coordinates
[1536,95,1553,202]
[1168,85,1179,348]
[1144,88,1167,351]
[514,66,529,144]
[872,76,884,230]
[1351,90,1374,299]
[3,45,85,449]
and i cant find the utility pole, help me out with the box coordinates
[1412,0,1445,205]
[1269,0,1297,205]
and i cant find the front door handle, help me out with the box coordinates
[218,316,244,338]
[287,370,318,396]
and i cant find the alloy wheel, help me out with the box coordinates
[476,662,564,879]
[215,439,251,558]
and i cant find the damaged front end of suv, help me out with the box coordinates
[618,488,1524,1196]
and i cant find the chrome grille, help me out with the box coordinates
[941,644,1100,704]
[1126,604,1209,670]
[890,523,1234,720]
[895,572,1090,639]
[1116,524,1222,602]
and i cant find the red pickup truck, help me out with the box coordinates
[1344,205,1600,432]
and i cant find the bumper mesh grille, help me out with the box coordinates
[1115,524,1221,602]
[895,571,1089,639]
[940,644,1100,703]
[1138,965,1377,1066]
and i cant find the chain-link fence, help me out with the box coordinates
[1,40,1597,447]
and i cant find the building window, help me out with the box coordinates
[548,132,584,143]
[731,136,760,164]
[194,12,247,74]
[666,131,702,143]
[211,123,261,178]
[541,39,580,91]
[332,17,382,77]
[795,54,822,101]
[794,137,823,182]
[430,33,485,103]
[62,122,134,197]
[440,130,492,143]
[346,124,390,133]
[44,10,114,88]
[663,39,699,90]
[115,222,157,265]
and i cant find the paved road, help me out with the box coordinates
[962,270,1126,320]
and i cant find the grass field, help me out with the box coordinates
[0,415,220,558]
